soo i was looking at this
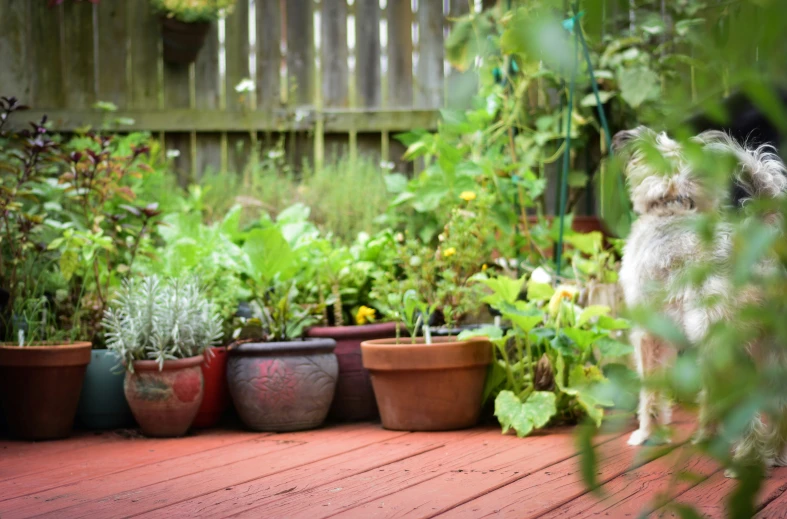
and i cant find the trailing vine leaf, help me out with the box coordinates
[594,337,634,359]
[576,305,611,328]
[495,390,557,438]
[556,356,613,426]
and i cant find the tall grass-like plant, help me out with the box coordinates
[102,276,223,371]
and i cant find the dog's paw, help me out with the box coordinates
[628,429,650,446]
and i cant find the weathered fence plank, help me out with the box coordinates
[0,0,31,101]
[256,0,282,112]
[62,2,97,109]
[387,0,414,107]
[224,0,253,176]
[194,24,222,178]
[321,0,349,108]
[127,1,161,109]
[30,2,65,109]
[96,0,129,108]
[416,0,445,108]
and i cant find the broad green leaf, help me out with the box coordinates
[577,305,611,328]
[480,275,525,306]
[243,227,296,284]
[384,173,409,194]
[564,231,603,255]
[59,249,78,281]
[509,314,543,334]
[597,315,631,330]
[618,66,661,108]
[563,328,607,351]
[580,91,616,107]
[527,281,554,302]
[576,421,603,495]
[495,390,557,438]
[668,504,703,519]
[482,360,508,404]
[594,337,634,359]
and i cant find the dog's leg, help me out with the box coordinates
[629,330,665,446]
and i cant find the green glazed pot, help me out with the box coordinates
[76,349,133,429]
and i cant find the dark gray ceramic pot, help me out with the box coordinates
[227,338,338,432]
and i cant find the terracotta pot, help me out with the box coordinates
[0,342,92,440]
[77,349,133,429]
[306,322,400,421]
[361,337,492,431]
[159,17,211,65]
[192,346,230,428]
[227,338,338,432]
[124,356,204,437]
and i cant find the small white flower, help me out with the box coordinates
[235,78,255,93]
[267,149,284,159]
[294,108,310,123]
[531,266,552,285]
[166,149,181,159]
[380,161,395,170]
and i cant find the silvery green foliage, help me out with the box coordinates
[102,275,224,371]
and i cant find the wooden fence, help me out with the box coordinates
[0,0,497,183]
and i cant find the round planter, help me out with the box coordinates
[124,356,204,438]
[361,337,492,431]
[159,17,211,65]
[227,338,338,432]
[306,322,399,421]
[192,346,230,428]
[0,342,92,440]
[77,349,133,430]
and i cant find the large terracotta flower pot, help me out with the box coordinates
[306,322,399,421]
[160,17,211,65]
[227,339,338,432]
[77,349,133,430]
[192,346,230,428]
[361,337,492,431]
[0,342,92,440]
[124,356,204,437]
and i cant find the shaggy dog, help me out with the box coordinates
[613,126,787,471]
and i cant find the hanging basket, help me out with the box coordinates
[159,17,211,65]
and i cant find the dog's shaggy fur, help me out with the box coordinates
[614,126,787,470]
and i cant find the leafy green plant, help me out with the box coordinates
[151,0,236,23]
[102,275,223,371]
[469,273,633,437]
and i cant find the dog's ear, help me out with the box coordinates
[612,129,637,152]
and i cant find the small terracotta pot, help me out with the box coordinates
[192,346,230,428]
[361,337,492,431]
[124,356,204,437]
[306,322,400,421]
[160,17,211,65]
[0,342,92,440]
[227,339,338,432]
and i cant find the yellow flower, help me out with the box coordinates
[355,306,377,325]
[548,284,579,316]
[459,191,477,201]
[443,247,457,257]
[482,263,488,271]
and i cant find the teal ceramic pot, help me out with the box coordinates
[76,349,133,429]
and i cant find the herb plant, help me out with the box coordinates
[151,0,236,23]
[102,275,223,371]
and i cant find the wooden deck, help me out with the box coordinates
[1,414,786,518]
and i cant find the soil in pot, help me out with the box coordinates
[0,342,92,440]
[227,338,338,432]
[361,336,492,431]
[160,17,211,65]
[192,346,230,428]
[77,349,133,430]
[306,322,400,421]
[124,356,204,437]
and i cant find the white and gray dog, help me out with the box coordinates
[613,126,787,470]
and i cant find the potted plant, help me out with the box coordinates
[102,275,223,437]
[226,222,338,432]
[0,99,95,440]
[227,282,338,432]
[151,0,236,65]
[473,273,634,437]
[138,206,250,428]
[304,232,401,421]
[361,290,493,431]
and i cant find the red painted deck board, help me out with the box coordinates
[1,415,785,519]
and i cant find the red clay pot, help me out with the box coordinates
[192,347,229,428]
[0,342,92,440]
[361,337,492,431]
[306,322,400,421]
[124,356,204,437]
